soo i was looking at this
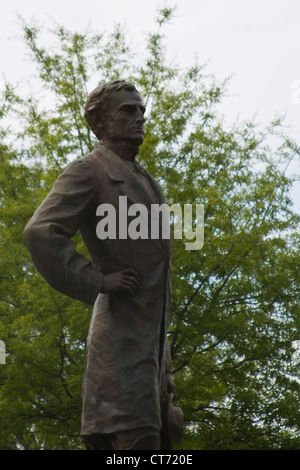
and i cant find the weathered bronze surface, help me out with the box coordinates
[24,80,183,450]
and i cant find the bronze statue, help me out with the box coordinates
[23,80,183,450]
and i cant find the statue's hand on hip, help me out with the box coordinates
[101,268,141,295]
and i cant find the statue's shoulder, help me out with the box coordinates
[81,143,107,168]
[54,145,106,186]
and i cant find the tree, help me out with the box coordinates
[0,7,299,449]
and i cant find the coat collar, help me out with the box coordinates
[94,142,126,182]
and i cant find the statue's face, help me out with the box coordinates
[102,89,146,146]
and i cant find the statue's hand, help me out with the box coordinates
[101,268,140,295]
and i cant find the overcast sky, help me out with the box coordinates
[1,0,300,210]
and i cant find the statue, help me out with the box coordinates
[23,80,183,450]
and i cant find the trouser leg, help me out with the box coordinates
[127,435,161,450]
[110,429,161,450]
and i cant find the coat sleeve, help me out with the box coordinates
[23,158,104,305]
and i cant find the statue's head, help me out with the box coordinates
[84,80,145,146]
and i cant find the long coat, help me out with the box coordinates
[23,142,173,444]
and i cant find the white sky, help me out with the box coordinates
[1,0,300,211]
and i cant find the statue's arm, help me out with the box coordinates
[23,158,103,305]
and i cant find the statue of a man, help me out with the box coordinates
[23,80,183,450]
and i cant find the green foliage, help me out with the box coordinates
[0,7,299,449]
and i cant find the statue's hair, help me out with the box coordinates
[84,80,137,139]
